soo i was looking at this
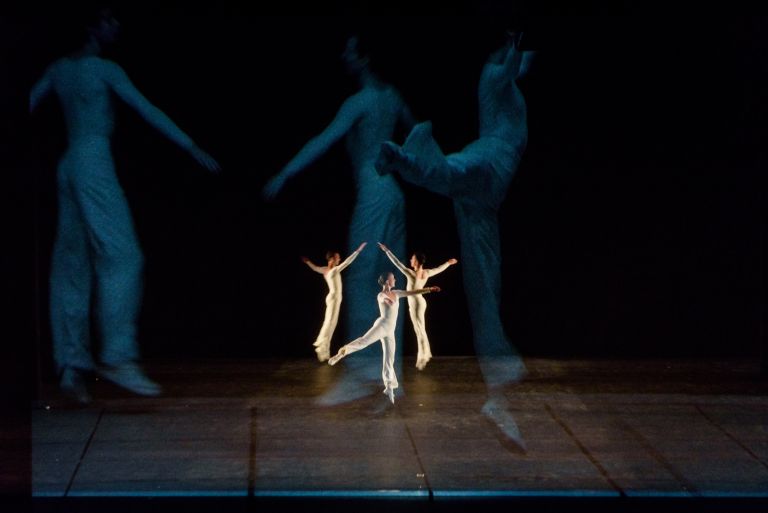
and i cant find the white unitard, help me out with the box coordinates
[312,250,361,359]
[334,289,412,391]
[384,250,452,369]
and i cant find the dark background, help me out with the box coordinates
[6,7,768,385]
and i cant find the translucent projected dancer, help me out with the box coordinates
[378,242,457,370]
[376,32,533,447]
[263,35,415,404]
[302,242,367,361]
[328,272,440,404]
[29,8,220,404]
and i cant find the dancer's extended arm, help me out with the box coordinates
[395,286,440,298]
[102,60,220,172]
[378,243,413,278]
[262,92,367,199]
[426,258,458,278]
[336,242,368,272]
[301,257,325,274]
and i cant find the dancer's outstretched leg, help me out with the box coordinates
[328,322,386,366]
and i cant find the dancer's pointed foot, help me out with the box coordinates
[482,398,526,452]
[327,347,347,366]
[383,386,395,404]
[315,346,330,362]
[415,352,432,371]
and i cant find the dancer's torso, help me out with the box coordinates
[324,268,343,299]
[49,56,117,145]
[376,292,400,327]
[345,86,406,193]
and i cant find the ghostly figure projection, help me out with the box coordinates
[378,242,457,370]
[29,9,220,404]
[263,36,415,404]
[376,33,534,447]
[328,272,440,404]
[302,242,367,361]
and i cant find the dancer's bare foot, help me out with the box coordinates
[383,386,395,404]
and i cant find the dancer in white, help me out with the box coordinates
[29,8,220,404]
[303,242,367,361]
[328,272,440,404]
[378,242,457,370]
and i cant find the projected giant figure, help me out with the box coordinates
[302,242,367,361]
[29,9,220,404]
[379,242,457,370]
[376,32,533,445]
[263,36,415,404]
[328,272,440,404]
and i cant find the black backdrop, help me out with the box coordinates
[8,8,768,380]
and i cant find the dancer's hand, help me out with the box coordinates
[262,174,287,200]
[430,286,441,293]
[378,242,389,252]
[357,242,367,252]
[300,256,309,263]
[448,258,458,265]
[190,146,221,173]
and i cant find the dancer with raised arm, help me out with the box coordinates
[263,35,415,404]
[328,272,440,404]
[378,242,457,370]
[29,8,220,404]
[303,242,367,361]
[376,31,534,447]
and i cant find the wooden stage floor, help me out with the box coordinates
[26,356,768,512]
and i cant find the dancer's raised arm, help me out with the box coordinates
[378,242,413,277]
[336,242,367,272]
[301,257,325,274]
[426,258,458,278]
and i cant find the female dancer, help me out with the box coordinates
[378,243,457,370]
[302,242,367,361]
[328,272,439,404]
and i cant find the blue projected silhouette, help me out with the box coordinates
[328,272,440,404]
[379,242,458,370]
[376,32,533,447]
[263,36,415,405]
[30,8,221,404]
[301,242,367,362]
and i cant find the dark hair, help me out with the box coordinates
[325,250,339,261]
[377,272,393,286]
[413,252,426,266]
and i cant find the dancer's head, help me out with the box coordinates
[85,7,121,47]
[410,252,426,269]
[378,272,395,289]
[326,251,341,267]
[341,35,370,77]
